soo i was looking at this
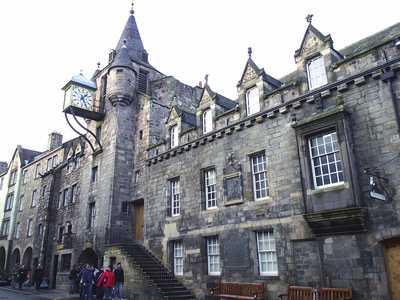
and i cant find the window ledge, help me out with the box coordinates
[308,182,348,196]
[167,215,181,222]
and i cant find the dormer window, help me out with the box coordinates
[307,56,328,90]
[170,125,179,148]
[202,109,213,134]
[246,87,260,116]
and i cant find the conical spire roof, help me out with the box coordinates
[116,7,148,63]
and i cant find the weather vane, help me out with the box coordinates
[306,14,313,24]
[205,74,209,85]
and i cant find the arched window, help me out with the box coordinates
[246,87,260,116]
[202,109,213,134]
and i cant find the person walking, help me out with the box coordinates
[114,263,125,300]
[79,264,94,300]
[94,266,104,300]
[33,265,44,290]
[16,265,27,290]
[96,266,115,300]
[69,265,79,294]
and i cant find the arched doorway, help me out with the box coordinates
[0,247,6,273]
[22,247,33,270]
[10,249,20,268]
[78,248,98,268]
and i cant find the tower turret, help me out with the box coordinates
[107,41,137,106]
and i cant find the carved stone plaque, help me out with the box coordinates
[223,173,243,204]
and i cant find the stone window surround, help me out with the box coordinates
[293,106,361,212]
[27,218,33,237]
[202,107,213,134]
[1,219,10,237]
[249,150,269,201]
[4,193,14,211]
[206,235,221,276]
[245,85,260,116]
[8,169,17,187]
[306,54,328,91]
[169,177,181,217]
[173,240,184,276]
[256,230,278,276]
[147,57,400,166]
[202,167,217,210]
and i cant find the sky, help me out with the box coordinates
[0,0,399,162]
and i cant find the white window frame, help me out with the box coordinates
[306,56,328,90]
[22,169,28,184]
[257,231,278,276]
[18,195,24,211]
[1,220,10,236]
[88,203,96,229]
[5,193,13,211]
[173,241,184,276]
[202,109,213,134]
[31,189,37,207]
[27,219,33,237]
[251,152,269,200]
[204,169,217,209]
[207,236,221,276]
[246,87,260,116]
[15,222,20,239]
[170,125,179,148]
[309,131,344,189]
[170,178,180,217]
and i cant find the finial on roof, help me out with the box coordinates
[122,39,128,48]
[97,62,101,70]
[306,14,313,24]
[248,47,252,58]
[130,1,134,15]
[205,74,209,85]
[79,69,84,75]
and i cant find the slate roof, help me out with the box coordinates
[340,22,400,58]
[20,147,41,166]
[174,106,197,127]
[116,10,148,64]
[215,93,237,110]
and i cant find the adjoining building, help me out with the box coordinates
[1,6,400,300]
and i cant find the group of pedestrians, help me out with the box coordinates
[12,264,44,290]
[69,263,125,300]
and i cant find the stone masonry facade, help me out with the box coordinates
[0,6,399,300]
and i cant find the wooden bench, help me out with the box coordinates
[209,281,265,300]
[278,286,313,300]
[319,287,352,300]
[278,286,352,300]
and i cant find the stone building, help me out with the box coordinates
[0,6,400,300]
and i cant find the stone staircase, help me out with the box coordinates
[120,242,196,300]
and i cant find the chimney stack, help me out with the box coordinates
[48,132,63,151]
[0,162,8,174]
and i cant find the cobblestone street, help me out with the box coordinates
[0,286,79,300]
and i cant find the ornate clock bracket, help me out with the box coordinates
[64,107,103,153]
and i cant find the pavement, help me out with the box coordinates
[0,286,80,300]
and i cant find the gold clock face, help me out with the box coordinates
[71,86,93,110]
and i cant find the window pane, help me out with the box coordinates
[246,87,260,115]
[309,132,344,188]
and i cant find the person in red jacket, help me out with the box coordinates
[96,266,115,300]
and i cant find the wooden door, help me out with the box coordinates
[134,200,144,241]
[385,239,400,300]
